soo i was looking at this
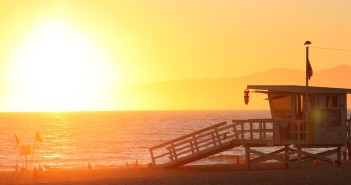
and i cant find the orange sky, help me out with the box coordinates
[0,0,350,111]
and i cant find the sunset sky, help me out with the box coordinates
[0,0,350,111]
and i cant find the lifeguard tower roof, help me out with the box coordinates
[248,85,351,94]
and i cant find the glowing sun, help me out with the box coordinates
[4,20,119,111]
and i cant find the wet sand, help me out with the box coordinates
[1,161,351,185]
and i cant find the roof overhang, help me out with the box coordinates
[247,85,351,94]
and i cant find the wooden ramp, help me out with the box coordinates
[149,122,241,168]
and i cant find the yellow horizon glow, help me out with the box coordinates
[0,1,350,111]
[2,19,120,112]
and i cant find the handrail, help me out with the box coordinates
[149,121,226,150]
[169,130,229,149]
[149,121,235,166]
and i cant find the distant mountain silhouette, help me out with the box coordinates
[313,65,351,88]
[120,65,351,110]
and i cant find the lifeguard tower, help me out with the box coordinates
[149,41,351,169]
[248,85,349,146]
[240,85,351,168]
[148,85,351,169]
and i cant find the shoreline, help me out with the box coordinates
[1,161,351,185]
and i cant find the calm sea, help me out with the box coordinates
[2,110,345,171]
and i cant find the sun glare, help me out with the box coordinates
[3,20,119,111]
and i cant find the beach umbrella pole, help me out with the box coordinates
[16,143,24,169]
[14,135,24,169]
[30,139,37,169]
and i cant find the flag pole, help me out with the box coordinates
[304,41,312,121]
[30,132,43,169]
[30,138,37,169]
[14,134,24,169]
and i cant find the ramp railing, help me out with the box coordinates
[149,121,239,166]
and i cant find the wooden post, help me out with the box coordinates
[297,147,302,168]
[297,123,301,142]
[259,122,263,140]
[193,135,199,152]
[211,133,217,146]
[171,143,177,160]
[241,122,245,142]
[149,148,156,166]
[263,122,267,139]
[245,146,251,170]
[168,147,173,161]
[233,124,239,140]
[250,122,253,140]
[215,128,222,144]
[284,145,290,169]
[337,146,342,167]
[190,140,195,154]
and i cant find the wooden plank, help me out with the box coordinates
[172,129,229,148]
[249,149,294,165]
[161,141,240,168]
[250,147,286,164]
[175,148,195,157]
[240,129,274,132]
[174,143,192,153]
[295,149,334,164]
[247,119,277,122]
[153,152,170,160]
[176,132,228,153]
[290,149,337,162]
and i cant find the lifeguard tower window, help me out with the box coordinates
[270,95,292,119]
[321,109,341,127]
[326,95,338,108]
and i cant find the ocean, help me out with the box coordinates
[0,110,346,171]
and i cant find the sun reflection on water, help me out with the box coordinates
[0,110,273,170]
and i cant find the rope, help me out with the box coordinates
[310,46,351,52]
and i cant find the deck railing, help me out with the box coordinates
[232,119,276,144]
[232,119,314,145]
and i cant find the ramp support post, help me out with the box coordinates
[245,146,250,170]
[284,145,290,169]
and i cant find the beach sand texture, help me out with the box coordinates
[1,161,351,185]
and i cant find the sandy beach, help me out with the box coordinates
[1,161,351,185]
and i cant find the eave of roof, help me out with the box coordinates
[247,85,351,94]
